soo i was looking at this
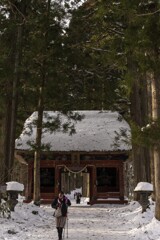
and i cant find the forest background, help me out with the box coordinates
[0,0,160,220]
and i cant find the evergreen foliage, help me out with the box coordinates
[64,0,126,111]
[1,0,160,218]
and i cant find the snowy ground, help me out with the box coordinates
[0,198,160,240]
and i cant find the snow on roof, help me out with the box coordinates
[6,181,24,191]
[134,182,153,192]
[15,110,131,152]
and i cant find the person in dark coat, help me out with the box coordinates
[51,191,71,240]
[76,192,82,204]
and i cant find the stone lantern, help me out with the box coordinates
[134,182,153,213]
[6,181,24,211]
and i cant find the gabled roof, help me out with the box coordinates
[15,110,131,152]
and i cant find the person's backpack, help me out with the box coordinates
[61,202,68,216]
[51,198,57,209]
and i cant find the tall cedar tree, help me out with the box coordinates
[0,0,83,200]
[63,0,125,111]
[0,0,30,182]
[20,0,70,204]
[18,0,84,204]
[122,0,160,220]
[68,0,160,220]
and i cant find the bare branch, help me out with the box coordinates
[137,9,160,16]
[7,0,26,24]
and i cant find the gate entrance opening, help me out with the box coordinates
[61,172,90,198]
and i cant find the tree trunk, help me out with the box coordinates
[0,117,6,184]
[33,0,51,205]
[9,24,22,178]
[154,146,160,220]
[146,72,155,200]
[130,73,150,199]
[151,69,160,220]
[3,101,12,181]
[2,1,25,182]
[33,81,45,205]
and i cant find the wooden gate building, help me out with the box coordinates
[15,111,131,204]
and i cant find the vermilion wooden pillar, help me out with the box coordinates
[119,162,124,201]
[55,165,59,197]
[89,166,97,204]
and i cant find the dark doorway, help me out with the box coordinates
[40,168,55,193]
[96,167,119,192]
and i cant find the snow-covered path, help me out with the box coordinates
[68,205,131,240]
[24,204,134,240]
[0,200,159,240]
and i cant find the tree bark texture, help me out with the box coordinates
[0,117,6,183]
[151,69,160,220]
[130,74,151,199]
[33,82,44,205]
[33,0,51,205]
[2,1,25,181]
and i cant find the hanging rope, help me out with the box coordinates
[64,165,88,174]
[56,164,95,174]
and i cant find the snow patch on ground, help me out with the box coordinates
[0,198,160,240]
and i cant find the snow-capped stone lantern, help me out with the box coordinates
[134,182,153,213]
[6,181,24,211]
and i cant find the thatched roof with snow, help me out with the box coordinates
[15,111,131,152]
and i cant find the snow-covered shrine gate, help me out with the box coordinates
[15,111,131,204]
[23,151,128,204]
